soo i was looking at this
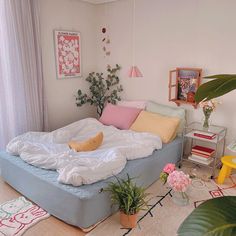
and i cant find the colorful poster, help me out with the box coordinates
[54,30,81,79]
[178,70,198,101]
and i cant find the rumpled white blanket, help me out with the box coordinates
[7,118,162,186]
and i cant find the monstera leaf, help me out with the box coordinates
[195,74,236,103]
[177,196,236,236]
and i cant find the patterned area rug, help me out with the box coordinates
[0,197,50,236]
[87,174,236,236]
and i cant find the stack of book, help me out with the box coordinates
[193,131,216,140]
[188,145,215,165]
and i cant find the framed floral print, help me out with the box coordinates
[54,30,81,79]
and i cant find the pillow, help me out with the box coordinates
[99,103,142,129]
[146,101,186,133]
[117,100,147,109]
[130,111,180,143]
[68,132,103,152]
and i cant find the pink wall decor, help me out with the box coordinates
[129,66,143,78]
[54,30,81,79]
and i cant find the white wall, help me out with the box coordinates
[96,0,236,147]
[40,0,97,130]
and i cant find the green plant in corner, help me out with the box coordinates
[177,196,236,236]
[75,64,123,116]
[105,174,149,228]
[195,74,236,103]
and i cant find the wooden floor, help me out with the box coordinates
[0,177,85,236]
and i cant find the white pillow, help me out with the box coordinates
[117,100,147,109]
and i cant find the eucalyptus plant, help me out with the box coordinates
[195,74,236,103]
[105,175,149,215]
[75,64,123,116]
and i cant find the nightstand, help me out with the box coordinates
[179,122,227,178]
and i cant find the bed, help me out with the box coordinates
[0,102,185,230]
[0,137,182,230]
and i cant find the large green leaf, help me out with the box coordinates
[195,74,236,103]
[177,196,236,236]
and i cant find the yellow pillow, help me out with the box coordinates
[68,132,103,152]
[130,111,180,143]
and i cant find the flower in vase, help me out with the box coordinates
[167,170,191,192]
[199,99,220,128]
[160,163,176,184]
[163,163,176,174]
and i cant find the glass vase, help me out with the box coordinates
[172,191,189,206]
[203,114,210,129]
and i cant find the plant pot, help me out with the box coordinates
[120,211,138,228]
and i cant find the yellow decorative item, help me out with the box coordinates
[217,156,236,184]
[130,111,180,143]
[68,132,103,152]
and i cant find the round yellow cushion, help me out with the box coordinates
[68,132,103,152]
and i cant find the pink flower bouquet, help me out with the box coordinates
[160,163,176,184]
[160,163,191,205]
[167,170,191,192]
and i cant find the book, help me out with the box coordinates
[193,131,216,140]
[192,145,215,156]
[188,155,213,165]
[191,154,211,161]
[191,151,213,158]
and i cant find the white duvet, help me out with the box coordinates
[7,118,162,186]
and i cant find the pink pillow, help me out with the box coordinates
[99,103,142,129]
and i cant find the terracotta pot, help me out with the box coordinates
[120,211,138,228]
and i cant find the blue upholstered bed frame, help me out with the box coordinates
[0,137,182,230]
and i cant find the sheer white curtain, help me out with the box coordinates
[0,0,48,149]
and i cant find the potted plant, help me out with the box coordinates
[75,64,123,116]
[106,175,149,228]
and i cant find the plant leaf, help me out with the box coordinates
[195,74,236,103]
[177,196,236,236]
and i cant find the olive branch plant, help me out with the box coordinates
[75,64,123,116]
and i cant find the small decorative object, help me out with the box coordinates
[101,27,111,57]
[186,91,195,103]
[54,30,81,79]
[160,163,191,206]
[169,68,202,108]
[75,64,123,116]
[199,99,219,129]
[105,174,149,229]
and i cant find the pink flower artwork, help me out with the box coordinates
[54,30,81,79]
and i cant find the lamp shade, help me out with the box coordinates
[129,66,143,78]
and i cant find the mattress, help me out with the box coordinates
[0,137,182,229]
